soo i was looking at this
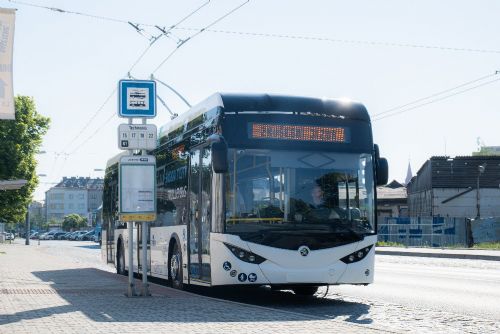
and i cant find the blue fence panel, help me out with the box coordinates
[378,217,467,247]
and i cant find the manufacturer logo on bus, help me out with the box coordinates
[299,246,310,257]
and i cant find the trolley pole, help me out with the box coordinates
[127,221,136,297]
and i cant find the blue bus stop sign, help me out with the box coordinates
[118,79,157,118]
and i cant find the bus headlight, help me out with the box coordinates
[224,243,266,264]
[341,245,373,264]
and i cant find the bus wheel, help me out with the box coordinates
[292,286,318,296]
[117,241,126,276]
[169,242,183,290]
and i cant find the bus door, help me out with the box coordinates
[189,147,212,283]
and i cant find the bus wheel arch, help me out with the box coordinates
[168,235,184,290]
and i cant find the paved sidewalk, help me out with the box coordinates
[0,243,387,334]
[376,246,500,261]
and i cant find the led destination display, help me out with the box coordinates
[249,123,350,143]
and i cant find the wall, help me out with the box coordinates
[471,218,500,243]
[432,188,500,218]
[408,190,432,217]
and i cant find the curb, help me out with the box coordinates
[375,250,500,261]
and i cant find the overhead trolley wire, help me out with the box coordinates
[173,28,500,55]
[372,71,500,118]
[151,0,250,74]
[7,0,153,26]
[7,0,500,55]
[372,73,500,122]
[60,88,117,154]
[59,1,212,156]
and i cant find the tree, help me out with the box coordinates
[62,214,87,231]
[0,96,50,226]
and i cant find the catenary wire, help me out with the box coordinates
[7,0,154,26]
[59,1,212,155]
[174,28,500,55]
[8,0,500,55]
[372,71,500,118]
[151,0,250,74]
[372,77,500,122]
[7,0,500,55]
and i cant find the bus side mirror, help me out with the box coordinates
[377,157,389,186]
[374,144,388,186]
[212,140,228,173]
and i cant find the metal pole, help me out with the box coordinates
[126,118,136,297]
[127,221,136,297]
[476,174,480,219]
[140,117,150,296]
[141,222,149,296]
[25,205,30,245]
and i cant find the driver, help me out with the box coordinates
[308,184,340,220]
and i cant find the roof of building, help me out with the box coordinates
[407,155,500,192]
[385,179,405,189]
[54,177,104,190]
[377,184,407,200]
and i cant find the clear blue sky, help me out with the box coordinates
[2,0,499,200]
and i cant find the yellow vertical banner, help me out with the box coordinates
[0,8,15,120]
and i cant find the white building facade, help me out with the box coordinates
[45,177,103,223]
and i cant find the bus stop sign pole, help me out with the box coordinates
[127,221,135,297]
[118,79,157,298]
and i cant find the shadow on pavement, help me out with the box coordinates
[75,244,100,250]
[0,268,369,326]
[191,285,373,325]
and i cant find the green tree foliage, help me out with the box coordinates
[0,96,50,225]
[62,214,88,231]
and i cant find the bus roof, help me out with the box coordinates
[159,93,369,139]
[105,151,128,169]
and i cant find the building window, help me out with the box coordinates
[78,203,85,209]
[69,194,74,199]
[78,194,85,200]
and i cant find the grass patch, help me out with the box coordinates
[376,241,405,247]
[473,242,500,250]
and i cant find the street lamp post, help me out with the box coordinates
[476,164,486,219]
[25,204,30,245]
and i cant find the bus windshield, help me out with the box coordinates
[225,149,375,250]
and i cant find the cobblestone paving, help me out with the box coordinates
[315,289,500,334]
[0,242,384,334]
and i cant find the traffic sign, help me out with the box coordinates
[119,155,156,219]
[118,80,157,118]
[118,124,157,150]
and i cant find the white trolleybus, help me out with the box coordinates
[102,93,388,296]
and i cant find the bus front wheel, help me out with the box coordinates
[169,242,183,290]
[292,286,318,296]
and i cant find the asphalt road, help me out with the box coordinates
[336,255,500,321]
[31,240,500,333]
